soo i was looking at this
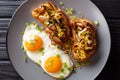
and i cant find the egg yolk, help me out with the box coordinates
[44,56,62,73]
[25,35,43,52]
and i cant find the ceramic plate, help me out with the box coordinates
[7,0,111,80]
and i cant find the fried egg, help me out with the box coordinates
[22,22,51,64]
[41,45,73,79]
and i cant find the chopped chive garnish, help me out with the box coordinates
[61,68,66,74]
[30,40,35,46]
[38,60,41,67]
[26,22,30,27]
[42,70,46,74]
[63,62,68,68]
[21,31,24,35]
[61,68,65,73]
[55,45,59,48]
[36,26,43,32]
[33,21,38,25]
[38,64,41,67]
[21,45,24,50]
[56,54,60,58]
[94,21,99,26]
[82,31,87,36]
[42,51,44,56]
[39,60,42,64]
[23,56,27,62]
[39,48,44,56]
[31,42,34,46]
[77,62,82,66]
[67,67,72,71]
[23,49,26,54]
[39,47,44,52]
[59,76,64,80]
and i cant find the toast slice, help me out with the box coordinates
[32,2,71,51]
[70,16,96,62]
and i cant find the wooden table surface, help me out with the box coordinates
[0,0,120,80]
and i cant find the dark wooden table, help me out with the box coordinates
[0,0,120,80]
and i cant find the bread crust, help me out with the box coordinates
[32,2,71,51]
[70,16,96,62]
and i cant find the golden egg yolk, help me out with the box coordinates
[25,35,43,52]
[44,56,62,73]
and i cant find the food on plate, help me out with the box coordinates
[22,22,73,79]
[32,2,71,51]
[22,22,51,65]
[21,1,98,79]
[70,16,96,62]
[41,45,73,79]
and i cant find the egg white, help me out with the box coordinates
[23,24,51,65]
[41,45,73,79]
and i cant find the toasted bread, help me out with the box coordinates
[32,2,71,51]
[70,16,96,62]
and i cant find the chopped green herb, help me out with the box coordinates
[31,42,35,46]
[76,61,90,67]
[21,31,24,35]
[56,54,60,58]
[38,60,42,67]
[63,62,68,68]
[38,64,41,67]
[39,48,44,56]
[61,68,65,73]
[60,2,64,5]
[42,70,46,74]
[30,40,35,46]
[77,62,82,66]
[67,67,72,71]
[94,21,99,26]
[82,31,87,36]
[59,76,64,80]
[55,45,59,48]
[26,22,30,27]
[33,21,38,25]
[23,49,26,54]
[39,47,44,52]
[36,27,43,32]
[23,56,27,62]
[39,60,42,64]
[42,51,45,56]
[21,45,24,50]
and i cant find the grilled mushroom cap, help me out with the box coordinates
[32,2,71,51]
[70,16,96,62]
